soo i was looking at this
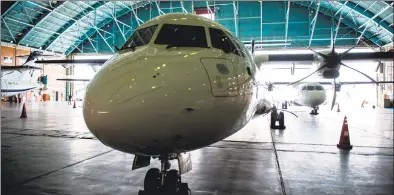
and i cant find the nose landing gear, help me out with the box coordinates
[281,101,288,109]
[310,106,319,115]
[139,154,191,195]
[270,106,286,129]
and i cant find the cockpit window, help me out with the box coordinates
[301,86,307,91]
[315,86,324,91]
[154,24,208,48]
[121,24,158,50]
[307,86,315,90]
[209,28,240,56]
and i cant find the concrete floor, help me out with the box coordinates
[1,101,393,195]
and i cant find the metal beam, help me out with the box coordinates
[155,1,165,15]
[80,2,131,29]
[2,19,16,42]
[233,1,238,36]
[309,1,320,47]
[43,1,109,51]
[359,2,393,30]
[379,13,393,25]
[128,2,144,26]
[3,16,76,42]
[334,13,342,44]
[13,1,65,45]
[67,1,149,54]
[260,1,262,42]
[342,1,393,35]
[285,1,290,44]
[356,25,369,45]
[102,2,127,41]
[334,1,347,16]
[180,1,188,13]
[95,27,114,53]
[29,1,110,33]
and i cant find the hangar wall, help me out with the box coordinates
[0,45,30,66]
[377,45,394,108]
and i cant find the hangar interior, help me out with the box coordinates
[1,1,393,106]
[1,1,393,195]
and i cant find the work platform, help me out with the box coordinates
[1,102,393,195]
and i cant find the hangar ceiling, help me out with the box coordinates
[1,1,393,55]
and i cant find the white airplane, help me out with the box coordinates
[1,51,57,99]
[80,13,280,194]
[1,67,44,100]
[32,13,393,195]
[1,70,42,97]
[269,82,327,115]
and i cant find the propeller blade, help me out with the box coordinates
[331,78,337,111]
[330,18,335,54]
[291,40,327,59]
[288,65,327,86]
[341,63,379,85]
[346,92,351,98]
[340,44,358,58]
[277,109,298,118]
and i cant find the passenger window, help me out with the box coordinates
[122,24,158,50]
[154,24,208,48]
[209,28,239,56]
[307,86,315,90]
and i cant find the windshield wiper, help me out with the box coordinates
[166,44,183,49]
[115,45,136,52]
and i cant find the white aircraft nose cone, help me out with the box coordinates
[82,52,239,155]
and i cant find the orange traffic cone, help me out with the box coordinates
[337,104,340,112]
[337,116,352,150]
[73,100,76,108]
[20,103,27,118]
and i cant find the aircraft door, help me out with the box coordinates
[200,57,238,97]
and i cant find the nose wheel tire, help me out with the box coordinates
[144,168,162,194]
[278,112,285,129]
[164,169,181,194]
[310,107,319,115]
[270,111,277,129]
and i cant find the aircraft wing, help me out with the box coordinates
[56,78,91,82]
[318,81,394,85]
[268,81,394,86]
[35,59,107,66]
[1,65,42,71]
[256,51,393,65]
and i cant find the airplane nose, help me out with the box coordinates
[82,52,240,154]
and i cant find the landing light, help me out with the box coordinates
[162,64,166,67]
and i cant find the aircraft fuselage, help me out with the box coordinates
[83,13,264,156]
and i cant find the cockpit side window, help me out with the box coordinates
[209,28,240,56]
[154,24,208,48]
[301,86,307,91]
[121,24,158,50]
